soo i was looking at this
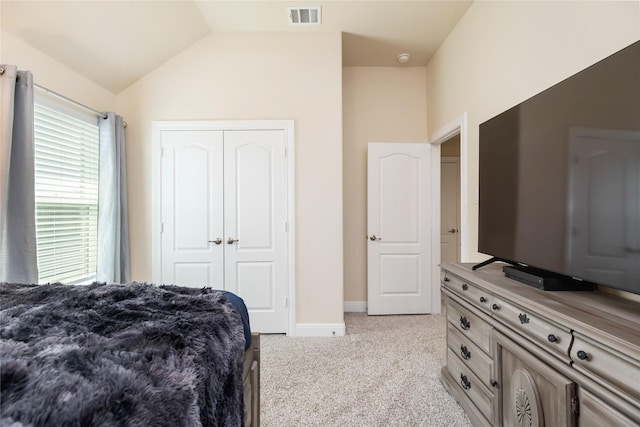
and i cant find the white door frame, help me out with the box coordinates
[428,113,468,314]
[151,120,296,336]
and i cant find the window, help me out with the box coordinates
[34,99,100,284]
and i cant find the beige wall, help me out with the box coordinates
[342,66,427,303]
[116,32,344,325]
[426,0,640,262]
[1,30,116,112]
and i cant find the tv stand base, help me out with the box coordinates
[472,256,520,271]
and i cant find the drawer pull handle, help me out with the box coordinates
[460,345,471,360]
[492,303,500,311]
[518,313,530,324]
[490,379,499,388]
[480,296,487,303]
[444,277,450,282]
[548,334,559,343]
[459,316,471,330]
[577,350,589,361]
[460,374,471,390]
[462,283,469,291]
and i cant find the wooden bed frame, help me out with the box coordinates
[242,332,260,427]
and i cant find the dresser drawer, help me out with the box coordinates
[443,271,493,312]
[447,298,493,354]
[447,348,494,423]
[571,333,640,402]
[490,296,571,360]
[448,324,494,389]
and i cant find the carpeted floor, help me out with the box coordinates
[260,312,473,427]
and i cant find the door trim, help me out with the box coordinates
[428,112,468,314]
[151,120,296,336]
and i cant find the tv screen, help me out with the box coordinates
[478,40,640,295]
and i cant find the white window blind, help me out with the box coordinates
[34,102,100,284]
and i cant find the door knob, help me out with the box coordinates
[208,238,222,245]
[448,229,458,234]
[227,238,239,244]
[369,235,382,241]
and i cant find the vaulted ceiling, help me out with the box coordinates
[1,1,473,93]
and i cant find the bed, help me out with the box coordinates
[0,282,260,427]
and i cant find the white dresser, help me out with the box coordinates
[440,263,640,427]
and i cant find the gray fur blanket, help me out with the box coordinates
[0,282,245,427]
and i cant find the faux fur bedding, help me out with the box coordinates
[0,282,246,427]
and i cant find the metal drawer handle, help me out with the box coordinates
[462,283,469,291]
[459,316,471,331]
[444,277,450,282]
[479,296,487,303]
[490,379,499,388]
[460,374,471,390]
[518,313,530,324]
[577,350,589,361]
[492,303,500,311]
[548,334,559,343]
[460,345,471,360]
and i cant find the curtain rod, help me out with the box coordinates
[34,83,108,120]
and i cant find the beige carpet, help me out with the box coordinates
[260,312,473,427]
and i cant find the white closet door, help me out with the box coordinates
[223,130,288,333]
[161,130,224,288]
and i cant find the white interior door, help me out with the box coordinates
[441,158,460,264]
[223,130,288,333]
[367,143,432,315]
[161,130,224,288]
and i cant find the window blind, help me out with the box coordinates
[34,102,100,284]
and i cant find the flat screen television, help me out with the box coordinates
[477,40,640,294]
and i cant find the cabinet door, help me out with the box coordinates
[578,388,639,427]
[494,331,576,427]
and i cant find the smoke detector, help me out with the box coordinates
[288,7,321,25]
[397,53,410,64]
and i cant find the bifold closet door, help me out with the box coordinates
[160,130,225,288]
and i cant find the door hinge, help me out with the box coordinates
[285,297,289,308]
[284,147,287,158]
[160,223,164,233]
[284,221,288,232]
[571,395,579,415]
[161,147,164,158]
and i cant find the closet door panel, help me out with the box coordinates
[160,130,224,288]
[224,130,287,333]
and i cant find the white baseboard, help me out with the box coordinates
[344,301,367,312]
[295,322,346,337]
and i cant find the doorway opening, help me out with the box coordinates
[441,135,461,264]
[428,113,468,313]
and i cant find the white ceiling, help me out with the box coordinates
[1,1,473,93]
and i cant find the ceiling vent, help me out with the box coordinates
[287,7,321,25]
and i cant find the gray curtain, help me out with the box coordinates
[97,113,130,283]
[0,65,38,283]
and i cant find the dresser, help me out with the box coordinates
[440,263,640,427]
